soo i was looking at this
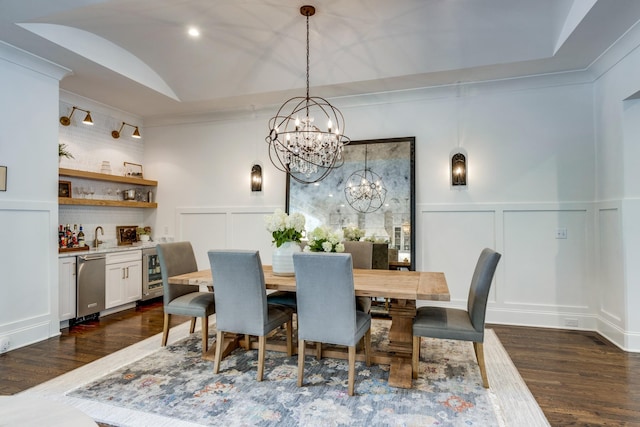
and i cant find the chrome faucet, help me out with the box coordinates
[94,226,104,248]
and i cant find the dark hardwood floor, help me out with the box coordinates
[1,301,639,426]
[490,324,640,426]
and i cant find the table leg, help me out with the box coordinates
[202,333,242,362]
[387,299,416,388]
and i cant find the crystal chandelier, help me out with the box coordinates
[344,145,387,213]
[265,5,350,184]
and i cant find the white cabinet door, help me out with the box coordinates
[105,262,127,309]
[105,260,142,309]
[58,257,77,321]
[123,260,142,303]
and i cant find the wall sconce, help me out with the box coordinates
[112,122,141,139]
[251,164,263,192]
[451,152,467,186]
[59,106,93,126]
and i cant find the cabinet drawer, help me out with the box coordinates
[106,250,141,265]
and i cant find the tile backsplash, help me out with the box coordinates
[59,206,148,247]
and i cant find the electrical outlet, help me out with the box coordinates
[0,336,10,354]
[164,225,169,235]
[555,228,567,239]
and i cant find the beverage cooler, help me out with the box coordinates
[142,247,163,301]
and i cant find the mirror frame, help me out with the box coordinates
[286,136,416,270]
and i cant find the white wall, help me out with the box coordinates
[58,92,148,247]
[0,42,69,351]
[593,30,640,349]
[143,77,601,339]
[4,22,640,353]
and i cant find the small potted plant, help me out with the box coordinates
[137,226,152,242]
[58,143,74,163]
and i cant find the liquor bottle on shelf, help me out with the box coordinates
[58,225,65,248]
[77,225,85,247]
[65,224,72,248]
[72,224,78,247]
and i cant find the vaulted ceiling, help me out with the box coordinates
[2,0,640,119]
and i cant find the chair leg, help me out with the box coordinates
[285,320,293,357]
[316,342,322,360]
[201,316,208,355]
[364,329,371,367]
[189,317,196,334]
[348,345,356,396]
[412,336,420,379]
[297,339,306,387]
[473,342,490,388]
[214,330,224,374]
[244,334,251,350]
[257,335,266,381]
[161,313,170,346]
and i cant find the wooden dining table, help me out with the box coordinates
[169,265,450,388]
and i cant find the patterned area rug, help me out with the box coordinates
[19,317,549,427]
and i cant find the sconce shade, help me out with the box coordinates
[60,106,93,126]
[82,112,93,125]
[451,152,467,186]
[251,164,262,191]
[112,122,142,139]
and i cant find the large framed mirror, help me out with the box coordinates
[286,136,415,270]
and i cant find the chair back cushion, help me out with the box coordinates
[467,248,502,331]
[207,250,267,335]
[157,242,199,305]
[293,252,362,346]
[342,241,373,269]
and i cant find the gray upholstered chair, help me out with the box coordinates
[343,241,374,313]
[412,248,501,388]
[207,250,293,381]
[157,242,215,356]
[293,252,371,396]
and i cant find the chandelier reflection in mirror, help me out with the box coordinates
[265,5,350,184]
[344,146,387,213]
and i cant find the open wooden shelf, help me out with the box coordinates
[58,168,158,208]
[58,197,157,208]
[59,168,157,186]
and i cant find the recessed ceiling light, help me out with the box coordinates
[187,27,200,38]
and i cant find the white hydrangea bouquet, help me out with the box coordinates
[264,209,306,248]
[343,225,365,242]
[305,225,345,253]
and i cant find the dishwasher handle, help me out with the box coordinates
[78,254,106,261]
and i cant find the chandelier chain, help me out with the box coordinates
[306,12,310,102]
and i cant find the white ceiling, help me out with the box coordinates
[2,0,640,119]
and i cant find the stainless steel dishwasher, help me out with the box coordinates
[77,253,106,318]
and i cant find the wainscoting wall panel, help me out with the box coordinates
[596,205,625,344]
[0,202,59,351]
[177,208,228,269]
[419,203,595,331]
[176,207,279,269]
[420,209,497,304]
[503,209,589,308]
